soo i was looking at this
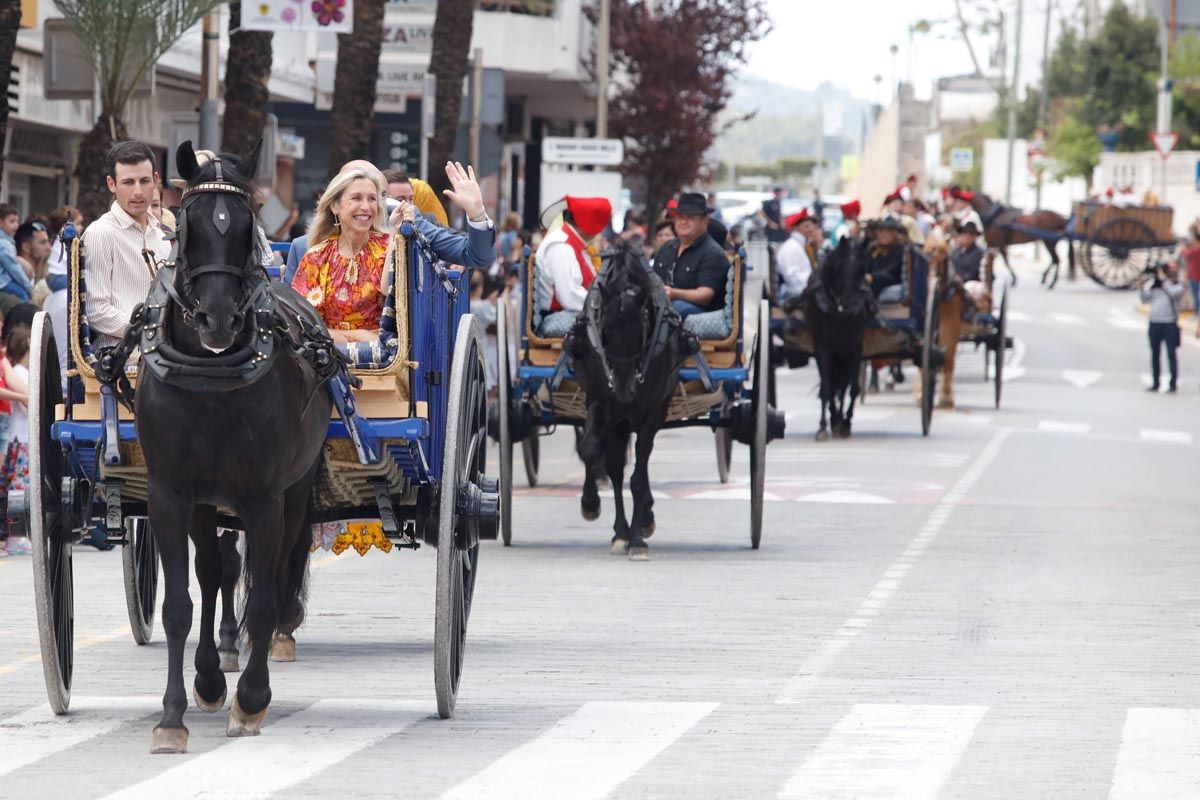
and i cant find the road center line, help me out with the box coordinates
[776,429,1011,703]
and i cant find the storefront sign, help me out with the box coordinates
[239,0,354,33]
[542,137,625,167]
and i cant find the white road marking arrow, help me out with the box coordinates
[1062,369,1103,389]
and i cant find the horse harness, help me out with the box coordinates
[96,158,351,406]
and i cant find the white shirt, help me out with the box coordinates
[9,362,28,443]
[44,288,69,391]
[536,226,591,313]
[83,202,171,348]
[776,231,813,301]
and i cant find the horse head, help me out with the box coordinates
[593,241,655,405]
[923,231,951,288]
[173,139,264,353]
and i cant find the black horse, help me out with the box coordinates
[133,141,333,753]
[803,236,876,441]
[567,242,695,560]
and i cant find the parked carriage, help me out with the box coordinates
[489,245,784,549]
[13,221,497,719]
[1067,202,1177,290]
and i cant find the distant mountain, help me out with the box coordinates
[712,75,875,167]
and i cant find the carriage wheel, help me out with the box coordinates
[434,316,486,719]
[26,312,73,714]
[994,283,1009,410]
[495,302,513,546]
[714,426,733,484]
[1085,218,1158,290]
[121,518,158,644]
[521,436,540,487]
[749,300,769,549]
[920,290,937,437]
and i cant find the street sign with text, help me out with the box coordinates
[542,137,625,167]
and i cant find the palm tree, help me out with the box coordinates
[222,1,274,156]
[0,0,21,197]
[55,0,226,219]
[427,0,477,195]
[326,0,385,177]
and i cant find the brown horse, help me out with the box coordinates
[970,192,1068,288]
[915,236,972,410]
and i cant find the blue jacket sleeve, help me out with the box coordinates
[284,235,307,287]
[415,216,495,269]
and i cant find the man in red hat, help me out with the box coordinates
[949,187,984,237]
[832,199,861,245]
[777,209,818,303]
[535,195,612,330]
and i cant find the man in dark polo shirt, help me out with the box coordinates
[651,192,729,318]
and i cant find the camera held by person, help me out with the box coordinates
[1140,260,1184,393]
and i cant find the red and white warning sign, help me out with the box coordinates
[1151,130,1179,159]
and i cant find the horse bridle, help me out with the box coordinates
[161,156,263,326]
[582,252,673,391]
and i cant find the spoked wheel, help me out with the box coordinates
[434,316,487,719]
[994,282,1009,410]
[121,518,158,644]
[26,312,73,714]
[521,435,540,487]
[749,300,769,549]
[714,426,733,484]
[1084,218,1161,290]
[495,299,513,546]
[920,289,938,437]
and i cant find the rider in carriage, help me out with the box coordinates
[832,199,860,245]
[650,192,729,320]
[948,186,985,239]
[534,194,611,336]
[949,220,987,303]
[776,208,819,307]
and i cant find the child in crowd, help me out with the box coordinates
[0,325,29,556]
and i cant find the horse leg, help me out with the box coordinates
[577,413,602,522]
[627,420,663,561]
[190,505,228,713]
[1040,240,1060,289]
[815,350,831,441]
[227,497,286,738]
[217,530,241,673]
[605,429,632,555]
[147,484,195,754]
[272,476,317,663]
[844,347,864,438]
[939,301,962,409]
[1001,248,1017,287]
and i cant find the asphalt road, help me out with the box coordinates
[2,247,1198,799]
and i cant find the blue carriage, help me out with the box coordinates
[14,221,497,719]
[490,245,785,550]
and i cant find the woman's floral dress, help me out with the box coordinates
[291,231,389,330]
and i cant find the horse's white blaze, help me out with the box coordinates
[441,701,717,800]
[0,696,161,777]
[778,704,987,799]
[100,700,424,800]
[1110,709,1200,798]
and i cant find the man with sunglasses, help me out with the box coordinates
[84,141,172,348]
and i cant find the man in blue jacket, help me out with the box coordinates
[284,160,494,285]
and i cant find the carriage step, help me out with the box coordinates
[104,481,124,535]
[368,478,400,538]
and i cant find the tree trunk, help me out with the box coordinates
[0,0,19,200]
[327,0,385,179]
[75,110,129,222]
[427,0,476,196]
[221,2,274,157]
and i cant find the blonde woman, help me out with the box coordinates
[292,161,495,344]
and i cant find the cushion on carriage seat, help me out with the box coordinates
[538,309,577,338]
[682,263,735,340]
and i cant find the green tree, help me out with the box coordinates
[56,0,226,219]
[1076,1,1158,150]
[1048,106,1101,189]
[1170,33,1200,148]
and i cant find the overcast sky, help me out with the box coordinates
[743,0,1073,103]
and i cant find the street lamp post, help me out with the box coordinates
[889,44,899,98]
[597,0,611,138]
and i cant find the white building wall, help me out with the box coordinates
[981,137,1088,217]
[1097,150,1200,235]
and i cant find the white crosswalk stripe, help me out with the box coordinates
[0,696,161,779]
[1110,708,1200,799]
[1139,428,1194,445]
[441,701,717,800]
[778,704,987,799]
[100,699,426,800]
[1037,420,1092,434]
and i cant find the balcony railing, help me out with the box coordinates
[478,0,555,17]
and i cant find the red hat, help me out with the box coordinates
[540,195,612,237]
[840,199,861,219]
[949,187,975,202]
[884,190,903,205]
[785,209,812,229]
[665,198,679,218]
[941,187,951,201]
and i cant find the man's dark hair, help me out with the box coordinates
[0,203,17,221]
[5,324,30,364]
[382,169,410,185]
[15,220,46,255]
[106,141,156,178]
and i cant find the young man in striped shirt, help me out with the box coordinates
[83,141,172,349]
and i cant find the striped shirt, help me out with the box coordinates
[83,201,171,348]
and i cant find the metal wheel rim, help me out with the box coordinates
[27,312,72,713]
[750,300,768,549]
[496,300,513,546]
[434,316,485,719]
[121,518,158,644]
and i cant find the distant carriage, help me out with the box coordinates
[1068,202,1177,290]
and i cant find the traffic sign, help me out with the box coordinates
[542,137,625,167]
[949,148,974,173]
[1151,131,1179,159]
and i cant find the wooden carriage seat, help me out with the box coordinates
[522,249,744,370]
[65,235,422,422]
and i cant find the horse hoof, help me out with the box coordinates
[938,397,955,409]
[269,633,296,663]
[219,649,241,673]
[628,545,650,561]
[815,429,830,442]
[227,696,269,737]
[193,685,227,713]
[611,538,629,555]
[150,726,189,754]
[641,520,656,539]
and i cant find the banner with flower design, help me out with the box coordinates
[239,0,354,33]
